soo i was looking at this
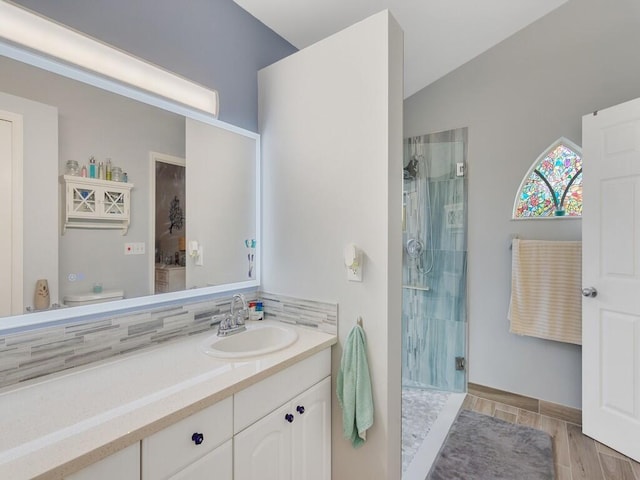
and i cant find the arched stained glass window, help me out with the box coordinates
[513,138,582,218]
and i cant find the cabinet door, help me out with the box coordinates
[234,403,292,480]
[66,442,139,480]
[99,186,129,218]
[168,439,232,480]
[68,183,98,217]
[291,376,331,480]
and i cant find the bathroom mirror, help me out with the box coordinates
[0,47,259,328]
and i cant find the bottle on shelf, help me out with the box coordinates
[106,158,112,181]
[81,165,87,177]
[98,161,105,180]
[89,156,96,178]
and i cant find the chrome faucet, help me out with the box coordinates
[231,293,248,322]
[217,293,248,337]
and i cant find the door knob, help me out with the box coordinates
[582,287,598,298]
[191,432,204,445]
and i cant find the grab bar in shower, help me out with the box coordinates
[402,285,431,292]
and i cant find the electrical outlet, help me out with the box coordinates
[124,242,145,255]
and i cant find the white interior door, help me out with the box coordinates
[582,97,640,460]
[0,111,23,317]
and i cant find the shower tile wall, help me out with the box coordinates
[402,128,467,392]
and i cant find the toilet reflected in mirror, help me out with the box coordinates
[63,290,124,307]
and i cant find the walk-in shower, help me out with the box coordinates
[401,128,468,477]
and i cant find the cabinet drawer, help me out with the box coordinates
[234,348,330,434]
[168,439,232,480]
[142,396,232,480]
[66,442,139,480]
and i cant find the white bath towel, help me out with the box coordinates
[508,239,582,345]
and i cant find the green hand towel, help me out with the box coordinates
[336,324,373,448]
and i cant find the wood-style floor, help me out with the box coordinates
[463,394,639,480]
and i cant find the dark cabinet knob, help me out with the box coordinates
[191,432,204,445]
[296,405,305,415]
[285,413,294,423]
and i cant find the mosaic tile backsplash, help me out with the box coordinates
[0,292,337,389]
[261,292,337,334]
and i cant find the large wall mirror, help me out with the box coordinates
[0,45,259,331]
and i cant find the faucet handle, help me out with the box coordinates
[218,315,233,332]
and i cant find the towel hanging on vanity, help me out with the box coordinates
[508,239,582,345]
[336,321,373,448]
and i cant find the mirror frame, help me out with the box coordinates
[0,41,261,333]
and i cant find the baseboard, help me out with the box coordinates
[468,382,582,425]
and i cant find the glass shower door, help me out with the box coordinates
[401,128,468,392]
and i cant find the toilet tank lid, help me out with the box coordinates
[63,290,124,302]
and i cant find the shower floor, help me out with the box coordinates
[402,387,450,471]
[402,387,466,479]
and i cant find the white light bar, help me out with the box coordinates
[0,1,219,116]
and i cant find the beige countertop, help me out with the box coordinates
[0,320,336,479]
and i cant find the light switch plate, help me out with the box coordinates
[124,242,145,255]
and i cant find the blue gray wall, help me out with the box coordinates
[14,0,297,132]
[404,0,640,408]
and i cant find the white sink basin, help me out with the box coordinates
[201,323,298,359]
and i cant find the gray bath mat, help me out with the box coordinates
[427,409,554,480]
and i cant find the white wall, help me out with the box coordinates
[259,11,403,479]
[405,0,640,408]
[0,91,58,310]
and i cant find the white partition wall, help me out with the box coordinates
[259,11,404,479]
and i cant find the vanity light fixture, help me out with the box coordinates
[0,1,219,116]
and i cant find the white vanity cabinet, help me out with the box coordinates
[234,376,331,480]
[233,349,331,480]
[61,175,134,234]
[56,347,332,480]
[155,266,186,293]
[65,442,140,480]
[141,396,233,480]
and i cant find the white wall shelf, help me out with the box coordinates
[61,175,134,235]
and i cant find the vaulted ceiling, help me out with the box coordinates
[234,0,568,97]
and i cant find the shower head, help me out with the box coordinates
[404,156,419,180]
